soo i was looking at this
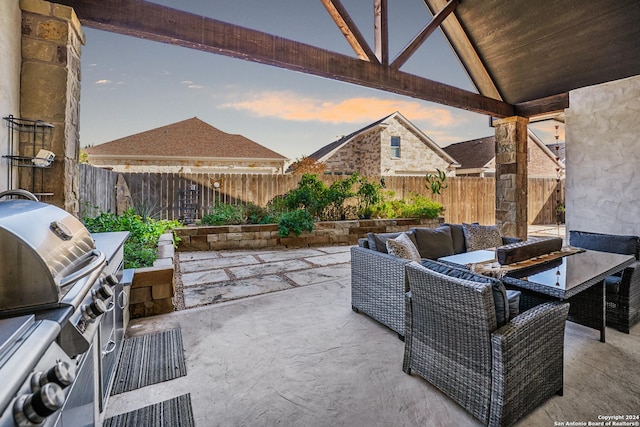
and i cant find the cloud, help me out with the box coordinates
[180,80,204,89]
[220,91,455,126]
[95,79,113,85]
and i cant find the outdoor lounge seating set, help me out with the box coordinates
[351,224,640,427]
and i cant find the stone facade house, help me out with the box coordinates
[443,129,565,178]
[85,117,288,174]
[308,111,459,176]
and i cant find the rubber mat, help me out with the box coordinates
[104,393,194,427]
[110,328,187,395]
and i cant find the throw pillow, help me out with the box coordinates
[386,232,421,262]
[443,223,476,254]
[462,223,502,251]
[420,259,511,326]
[367,231,417,253]
[410,226,455,260]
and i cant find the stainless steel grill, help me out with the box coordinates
[0,192,130,427]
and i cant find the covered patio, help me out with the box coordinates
[105,241,640,426]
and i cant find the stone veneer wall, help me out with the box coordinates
[19,0,84,214]
[174,218,443,251]
[565,75,640,236]
[379,117,451,176]
[129,233,176,319]
[323,117,452,176]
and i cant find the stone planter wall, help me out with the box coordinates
[129,233,175,319]
[174,218,443,251]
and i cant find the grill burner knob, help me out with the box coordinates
[103,273,119,287]
[81,299,107,322]
[30,360,76,392]
[13,383,65,426]
[92,283,114,300]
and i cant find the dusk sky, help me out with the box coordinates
[79,0,564,161]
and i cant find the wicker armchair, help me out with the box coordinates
[351,245,411,339]
[569,230,640,333]
[403,262,569,427]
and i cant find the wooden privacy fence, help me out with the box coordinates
[119,172,565,225]
[78,163,119,218]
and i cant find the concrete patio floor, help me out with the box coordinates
[105,225,640,426]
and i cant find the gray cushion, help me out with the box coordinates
[506,290,521,319]
[443,223,471,254]
[410,226,454,260]
[569,230,640,260]
[367,231,417,253]
[462,223,502,251]
[420,259,511,326]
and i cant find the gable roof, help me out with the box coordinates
[85,117,288,160]
[444,130,564,171]
[308,111,459,166]
[442,136,495,170]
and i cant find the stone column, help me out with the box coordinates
[494,116,529,240]
[19,0,84,215]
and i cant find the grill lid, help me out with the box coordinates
[0,199,100,312]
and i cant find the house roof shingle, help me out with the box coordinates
[442,136,496,170]
[85,117,288,160]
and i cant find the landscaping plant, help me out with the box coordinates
[82,209,181,269]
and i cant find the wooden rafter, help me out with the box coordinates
[321,0,379,63]
[374,0,389,65]
[52,0,514,117]
[422,0,502,100]
[514,93,569,118]
[391,0,458,69]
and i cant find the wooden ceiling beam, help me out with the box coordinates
[514,93,569,119]
[422,0,502,100]
[320,0,379,64]
[374,0,389,65]
[391,0,458,70]
[52,0,514,117]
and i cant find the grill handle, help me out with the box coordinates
[58,250,106,287]
[0,189,38,201]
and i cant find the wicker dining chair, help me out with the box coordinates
[403,262,569,427]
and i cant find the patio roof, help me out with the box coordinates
[52,0,640,119]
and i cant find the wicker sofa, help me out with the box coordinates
[569,230,640,333]
[350,223,520,338]
[403,261,569,427]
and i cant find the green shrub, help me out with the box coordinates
[373,192,443,219]
[277,209,314,237]
[82,209,181,269]
[200,203,246,225]
[283,173,329,219]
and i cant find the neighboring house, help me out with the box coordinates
[443,129,565,178]
[307,111,459,176]
[85,117,288,174]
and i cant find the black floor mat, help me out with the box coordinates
[104,393,194,427]
[111,328,187,395]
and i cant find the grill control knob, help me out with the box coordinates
[30,360,76,392]
[81,299,107,322]
[92,283,114,301]
[103,273,119,287]
[13,383,65,426]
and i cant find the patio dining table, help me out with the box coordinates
[438,248,635,342]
